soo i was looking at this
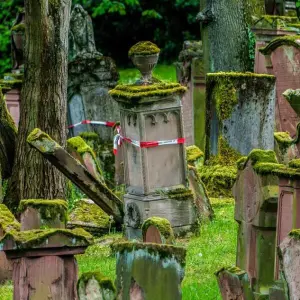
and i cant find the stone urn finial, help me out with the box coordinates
[128,41,160,85]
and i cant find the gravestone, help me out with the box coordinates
[205,73,276,158]
[175,41,206,150]
[260,35,300,135]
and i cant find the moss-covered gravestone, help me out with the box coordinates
[1,199,93,300]
[112,242,186,300]
[205,72,276,159]
[68,199,113,236]
[77,272,116,300]
[110,42,198,238]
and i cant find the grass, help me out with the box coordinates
[0,198,236,299]
[118,64,177,84]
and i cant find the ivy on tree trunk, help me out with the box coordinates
[4,0,71,213]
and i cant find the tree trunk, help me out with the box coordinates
[4,0,71,213]
[199,0,264,73]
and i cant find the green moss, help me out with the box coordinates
[289,229,300,239]
[289,159,300,169]
[67,136,104,182]
[109,82,186,101]
[68,199,112,233]
[0,88,17,135]
[142,217,174,244]
[11,23,25,32]
[210,198,234,208]
[217,136,242,165]
[128,41,160,57]
[0,204,20,234]
[165,186,193,200]
[198,165,237,197]
[274,132,294,152]
[78,272,116,293]
[260,35,300,55]
[79,131,99,141]
[237,156,248,170]
[247,149,278,165]
[215,266,246,276]
[206,72,275,80]
[0,79,22,90]
[111,242,186,267]
[18,199,68,223]
[186,145,203,162]
[0,227,93,249]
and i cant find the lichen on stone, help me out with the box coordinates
[186,145,203,163]
[78,271,116,293]
[0,204,20,234]
[128,41,160,57]
[18,199,68,223]
[111,241,186,267]
[142,217,174,244]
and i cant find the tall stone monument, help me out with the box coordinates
[67,5,119,140]
[110,42,198,238]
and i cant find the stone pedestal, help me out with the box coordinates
[206,73,275,158]
[260,36,300,135]
[110,80,197,237]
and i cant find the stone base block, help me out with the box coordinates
[124,193,197,239]
[13,255,78,300]
[0,252,13,283]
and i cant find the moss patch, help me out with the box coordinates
[78,271,116,293]
[186,145,204,163]
[11,23,25,32]
[260,35,300,55]
[18,199,68,223]
[67,136,104,182]
[215,266,246,276]
[289,229,300,239]
[142,217,174,244]
[109,82,186,101]
[128,41,160,57]
[237,156,248,170]
[274,132,294,152]
[0,204,20,234]
[111,242,186,267]
[68,199,112,235]
[289,159,300,169]
[164,186,194,200]
[0,228,93,249]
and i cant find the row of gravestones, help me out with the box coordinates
[0,199,186,300]
[216,148,300,299]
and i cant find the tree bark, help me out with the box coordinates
[199,0,264,73]
[4,0,71,212]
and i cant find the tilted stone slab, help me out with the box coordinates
[26,128,124,224]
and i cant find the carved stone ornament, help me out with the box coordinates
[125,203,141,229]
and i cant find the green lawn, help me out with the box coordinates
[118,64,177,84]
[0,198,236,299]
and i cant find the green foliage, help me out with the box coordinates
[0,1,22,74]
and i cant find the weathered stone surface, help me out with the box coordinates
[112,242,186,300]
[13,255,78,300]
[27,128,124,225]
[78,272,116,300]
[216,267,253,300]
[206,73,276,157]
[67,199,113,236]
[260,37,300,135]
[279,234,300,300]
[232,150,279,295]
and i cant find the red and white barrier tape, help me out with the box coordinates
[68,120,116,129]
[113,131,185,155]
